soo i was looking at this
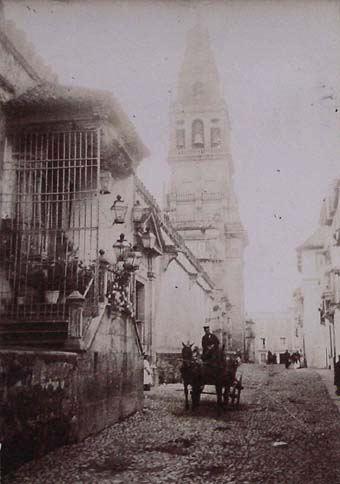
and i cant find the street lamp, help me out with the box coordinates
[111,195,128,224]
[132,200,144,223]
[140,228,156,251]
[138,228,158,280]
[112,233,131,260]
[112,234,141,271]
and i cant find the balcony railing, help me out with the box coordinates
[167,192,224,203]
[172,146,224,157]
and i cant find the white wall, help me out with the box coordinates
[154,258,211,353]
[301,250,332,368]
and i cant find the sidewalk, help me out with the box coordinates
[315,368,340,414]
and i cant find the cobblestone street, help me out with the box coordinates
[4,364,340,484]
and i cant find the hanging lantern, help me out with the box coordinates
[112,233,131,260]
[111,195,128,224]
[132,200,144,223]
[141,229,156,250]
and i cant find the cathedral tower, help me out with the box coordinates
[166,24,247,350]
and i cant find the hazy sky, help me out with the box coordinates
[4,0,340,313]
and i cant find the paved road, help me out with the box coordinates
[4,364,340,483]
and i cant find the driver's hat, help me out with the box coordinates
[203,325,210,329]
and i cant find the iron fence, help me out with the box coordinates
[0,129,100,321]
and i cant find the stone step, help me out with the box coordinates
[0,329,68,335]
[0,320,69,348]
[0,321,68,330]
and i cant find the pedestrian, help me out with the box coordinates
[293,351,301,369]
[267,350,273,364]
[284,350,291,369]
[293,355,300,369]
[334,354,340,396]
[143,354,152,391]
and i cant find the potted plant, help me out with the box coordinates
[106,284,134,317]
[43,258,66,304]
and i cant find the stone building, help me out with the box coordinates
[165,23,247,350]
[297,179,340,368]
[132,178,216,383]
[0,13,219,470]
[0,12,246,471]
[0,15,154,471]
[0,80,153,472]
[248,311,298,364]
[291,287,305,356]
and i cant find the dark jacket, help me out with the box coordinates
[202,333,219,359]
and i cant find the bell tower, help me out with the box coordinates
[166,23,247,350]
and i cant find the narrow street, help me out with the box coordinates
[4,364,340,484]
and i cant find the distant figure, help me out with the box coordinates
[201,325,219,361]
[334,355,340,396]
[267,350,273,364]
[143,354,152,391]
[284,350,291,369]
[293,351,301,369]
[300,352,305,368]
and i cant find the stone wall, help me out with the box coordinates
[0,312,143,473]
[154,258,211,354]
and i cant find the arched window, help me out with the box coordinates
[176,129,185,149]
[192,119,204,148]
[211,127,221,147]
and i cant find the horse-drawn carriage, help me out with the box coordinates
[181,343,243,411]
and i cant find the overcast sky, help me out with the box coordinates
[4,0,340,314]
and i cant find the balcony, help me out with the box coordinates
[202,192,223,201]
[169,146,226,160]
[167,192,196,203]
[170,214,222,230]
[167,192,224,204]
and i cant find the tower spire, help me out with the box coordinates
[166,22,247,351]
[176,22,223,107]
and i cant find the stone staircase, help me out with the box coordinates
[0,304,70,349]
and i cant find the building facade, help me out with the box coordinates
[0,14,245,470]
[165,24,247,350]
[297,179,340,368]
[0,14,155,470]
[248,311,299,365]
[132,177,216,383]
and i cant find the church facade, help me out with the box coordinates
[165,24,247,350]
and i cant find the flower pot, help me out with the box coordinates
[44,290,60,304]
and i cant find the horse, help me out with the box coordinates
[180,343,202,410]
[180,342,238,411]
